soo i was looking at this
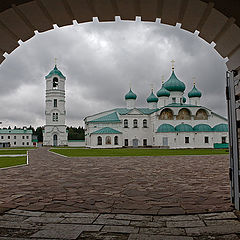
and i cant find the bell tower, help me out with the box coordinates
[43,64,68,146]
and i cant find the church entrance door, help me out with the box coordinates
[163,137,168,146]
[53,134,58,146]
[132,138,138,148]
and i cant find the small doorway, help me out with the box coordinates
[163,137,168,146]
[143,139,147,147]
[133,138,139,148]
[53,134,58,146]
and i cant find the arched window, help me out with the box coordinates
[133,119,138,128]
[124,119,128,128]
[106,136,111,144]
[53,134,58,146]
[176,108,191,120]
[53,77,59,89]
[143,119,147,128]
[114,136,118,145]
[159,109,174,120]
[194,109,208,120]
[52,112,58,122]
[97,136,102,145]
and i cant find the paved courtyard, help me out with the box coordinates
[0,147,239,239]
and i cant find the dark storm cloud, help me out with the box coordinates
[0,20,227,128]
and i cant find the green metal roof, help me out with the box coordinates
[114,108,158,115]
[163,70,186,92]
[188,85,202,98]
[45,65,66,79]
[157,124,175,133]
[125,88,137,100]
[0,129,33,134]
[157,85,170,97]
[212,124,228,132]
[147,91,158,103]
[89,112,121,123]
[175,123,193,132]
[136,108,159,114]
[193,124,212,132]
[91,127,122,134]
[68,140,85,142]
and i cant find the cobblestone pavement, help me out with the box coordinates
[0,209,240,239]
[0,147,237,238]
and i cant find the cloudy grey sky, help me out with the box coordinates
[0,19,227,128]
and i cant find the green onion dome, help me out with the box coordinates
[45,65,66,79]
[175,123,193,132]
[188,84,202,98]
[147,90,158,103]
[157,124,175,132]
[125,88,137,100]
[212,124,228,132]
[157,85,170,97]
[163,70,186,92]
[183,96,186,103]
[193,124,212,132]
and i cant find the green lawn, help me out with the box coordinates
[0,156,27,168]
[50,148,229,157]
[0,150,27,155]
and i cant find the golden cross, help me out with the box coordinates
[171,59,175,69]
[193,77,196,85]
[161,75,164,84]
[129,82,132,89]
[150,83,154,91]
[54,57,57,66]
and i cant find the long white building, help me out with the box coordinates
[0,128,33,147]
[84,65,228,149]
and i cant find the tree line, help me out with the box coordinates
[3,126,85,142]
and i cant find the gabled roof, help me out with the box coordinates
[88,112,121,123]
[91,127,122,134]
[115,108,158,115]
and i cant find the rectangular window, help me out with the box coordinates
[172,97,176,103]
[14,142,16,145]
[1,136,3,139]
[56,113,58,122]
[22,142,24,145]
[204,136,209,143]
[8,136,10,139]
[22,136,25,139]
[143,139,147,146]
[14,136,16,139]
[54,99,57,107]
[124,139,128,147]
[185,137,189,144]
[26,136,29,139]
[27,142,29,145]
[222,136,227,144]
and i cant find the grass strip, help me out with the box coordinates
[0,150,27,155]
[50,148,229,157]
[0,156,27,168]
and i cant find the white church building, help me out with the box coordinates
[84,64,229,149]
[43,65,68,146]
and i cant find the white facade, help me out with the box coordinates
[84,67,229,149]
[43,66,68,146]
[0,129,33,147]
